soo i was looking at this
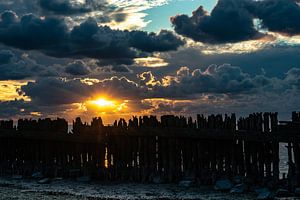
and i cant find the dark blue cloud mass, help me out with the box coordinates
[171,1,262,44]
[39,0,92,15]
[0,11,184,63]
[171,0,300,43]
[0,50,14,65]
[65,60,91,75]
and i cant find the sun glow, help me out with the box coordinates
[92,98,116,107]
[85,97,128,114]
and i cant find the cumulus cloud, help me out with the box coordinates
[0,12,184,63]
[171,0,300,43]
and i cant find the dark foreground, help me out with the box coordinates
[0,177,258,200]
[1,177,300,200]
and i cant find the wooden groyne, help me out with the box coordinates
[0,112,300,187]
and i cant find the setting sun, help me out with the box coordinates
[92,98,116,107]
[85,97,128,114]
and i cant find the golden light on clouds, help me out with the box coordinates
[0,80,31,101]
[30,112,42,117]
[134,57,168,68]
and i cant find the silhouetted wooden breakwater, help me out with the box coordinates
[0,112,300,187]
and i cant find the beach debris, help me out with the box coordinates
[230,183,246,194]
[214,179,233,191]
[295,187,300,196]
[76,176,91,183]
[37,178,51,184]
[32,172,43,179]
[178,178,194,187]
[152,176,164,184]
[11,175,22,180]
[275,188,290,197]
[255,188,273,200]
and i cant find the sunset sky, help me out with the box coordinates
[0,0,300,124]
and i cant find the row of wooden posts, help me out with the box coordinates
[0,112,299,186]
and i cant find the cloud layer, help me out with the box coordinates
[0,60,298,121]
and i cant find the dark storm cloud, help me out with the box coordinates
[110,65,131,73]
[19,64,291,106]
[148,64,272,98]
[20,78,90,105]
[285,68,300,89]
[0,99,30,119]
[251,0,300,35]
[0,0,127,24]
[38,0,125,24]
[0,48,61,80]
[3,64,299,119]
[171,0,262,44]
[0,11,68,50]
[0,12,184,63]
[0,98,81,119]
[0,50,14,64]
[171,0,300,43]
[65,60,91,75]
[20,76,146,105]
[130,30,185,52]
[161,45,300,78]
[39,0,91,15]
[0,1,38,16]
